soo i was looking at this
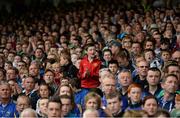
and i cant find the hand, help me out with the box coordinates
[83,68,90,78]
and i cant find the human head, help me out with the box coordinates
[60,94,74,117]
[24,76,35,92]
[85,43,96,59]
[137,60,149,78]
[101,74,116,95]
[6,67,18,81]
[142,95,158,116]
[108,60,119,75]
[29,62,39,77]
[0,80,11,100]
[36,98,49,117]
[58,84,73,97]
[160,50,171,62]
[84,92,101,109]
[106,91,122,116]
[155,109,170,118]
[59,50,71,66]
[116,49,130,67]
[128,83,142,104]
[172,50,180,66]
[47,96,62,118]
[43,69,55,85]
[16,95,31,113]
[103,48,112,62]
[39,83,51,98]
[161,74,179,94]
[20,108,38,118]
[118,69,132,88]
[123,110,148,117]
[147,67,161,86]
[83,108,99,118]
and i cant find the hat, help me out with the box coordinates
[150,24,158,30]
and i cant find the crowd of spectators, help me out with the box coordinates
[0,0,180,117]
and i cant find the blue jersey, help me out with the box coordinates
[0,100,18,118]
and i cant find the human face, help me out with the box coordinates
[52,63,60,73]
[29,64,39,77]
[172,51,180,65]
[107,96,121,115]
[118,72,132,87]
[61,98,72,116]
[102,78,116,95]
[168,66,180,80]
[162,76,178,94]
[86,98,98,109]
[128,87,141,104]
[47,102,61,118]
[71,54,78,64]
[39,99,48,116]
[103,51,112,61]
[16,97,30,113]
[108,64,118,75]
[122,39,132,50]
[17,62,26,70]
[60,56,67,66]
[44,71,54,84]
[0,84,11,99]
[87,46,96,58]
[4,63,13,71]
[147,70,160,86]
[7,53,15,62]
[35,49,43,59]
[6,69,16,80]
[143,98,158,116]
[59,86,71,96]
[24,77,35,92]
[39,85,50,98]
[144,51,154,63]
[145,41,154,50]
[161,52,170,62]
[132,43,141,55]
[137,61,149,77]
[111,45,119,54]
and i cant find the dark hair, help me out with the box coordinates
[142,95,158,106]
[108,60,119,67]
[155,109,170,117]
[60,94,75,109]
[148,67,161,78]
[39,82,52,97]
[84,43,95,50]
[117,48,130,59]
[48,96,62,108]
[102,48,112,56]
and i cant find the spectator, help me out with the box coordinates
[0,81,18,117]
[47,96,62,118]
[78,43,101,89]
[106,91,124,117]
[16,95,31,117]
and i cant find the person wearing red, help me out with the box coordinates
[78,43,101,89]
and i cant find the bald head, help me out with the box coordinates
[20,108,38,118]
